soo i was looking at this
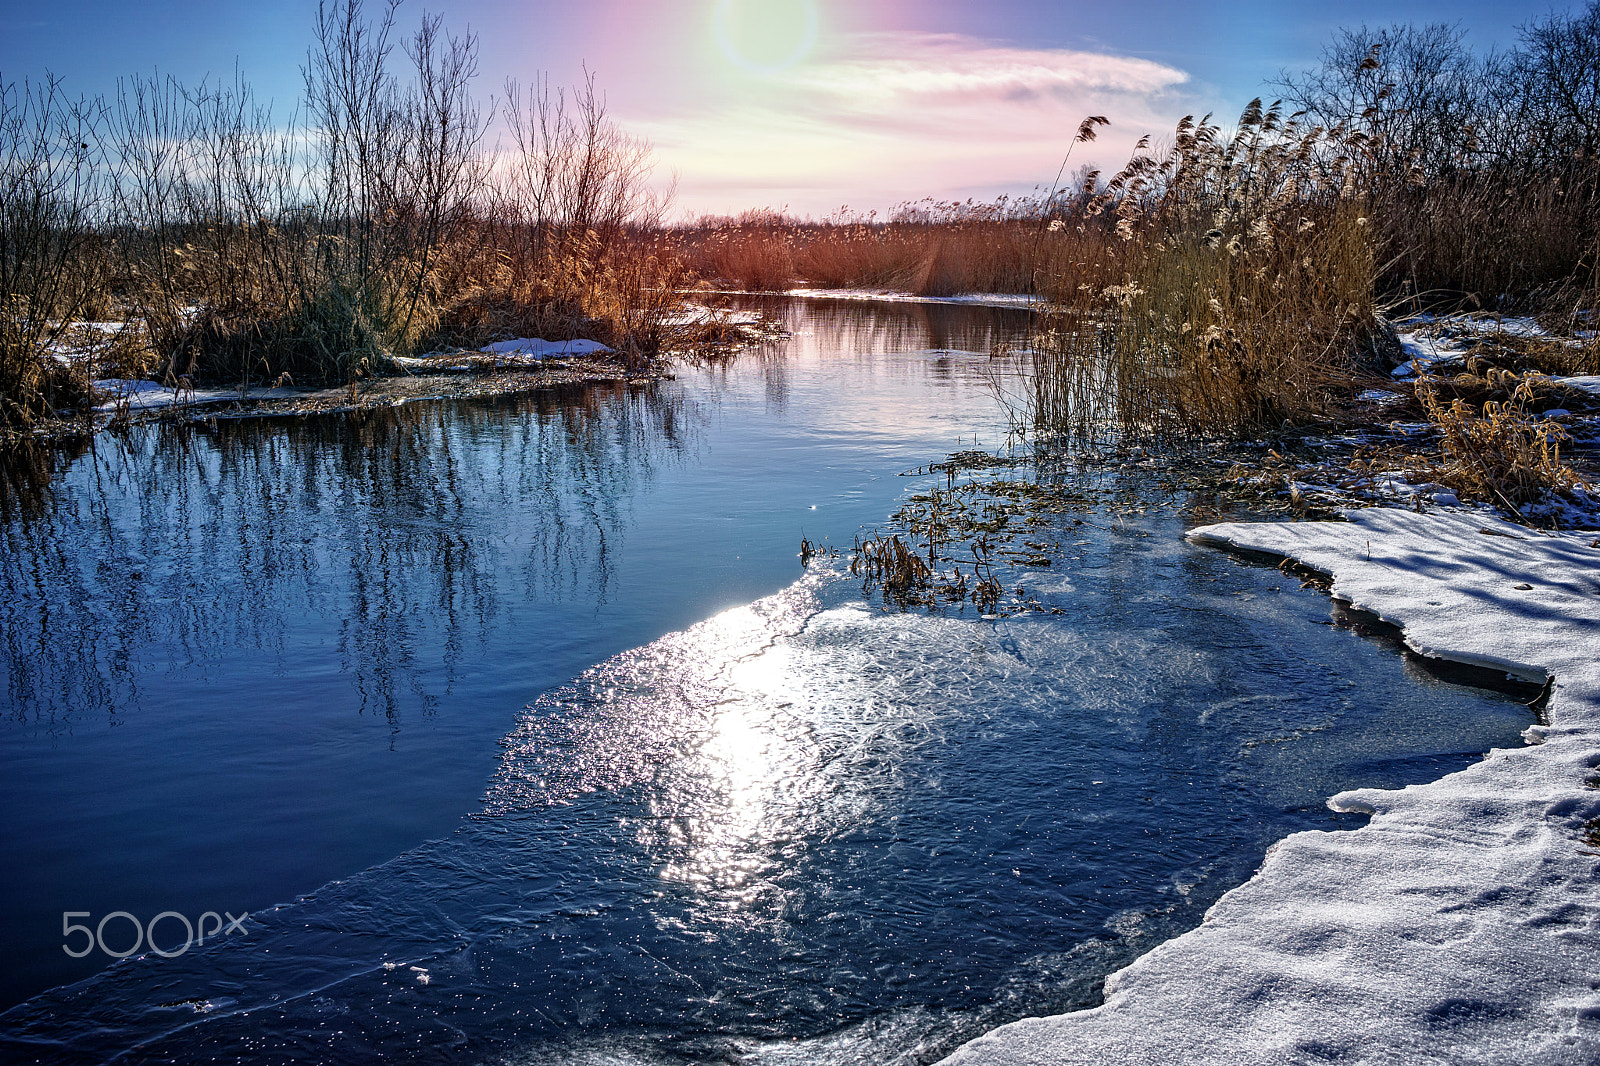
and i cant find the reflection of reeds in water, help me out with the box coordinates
[0,382,696,725]
[0,438,87,522]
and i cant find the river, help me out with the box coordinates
[0,297,1533,1063]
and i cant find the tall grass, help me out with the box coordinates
[1023,103,1384,441]
[672,196,1077,296]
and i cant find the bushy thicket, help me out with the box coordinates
[0,0,677,429]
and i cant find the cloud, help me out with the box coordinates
[623,31,1196,216]
[794,32,1188,110]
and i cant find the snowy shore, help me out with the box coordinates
[947,509,1600,1065]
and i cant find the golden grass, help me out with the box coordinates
[1023,103,1385,441]
[1415,370,1589,511]
[672,202,1049,295]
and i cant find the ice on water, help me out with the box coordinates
[948,509,1600,1065]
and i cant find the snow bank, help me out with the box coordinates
[478,337,612,359]
[946,509,1600,1065]
[92,379,310,411]
[390,338,613,371]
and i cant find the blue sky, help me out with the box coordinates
[0,0,1571,216]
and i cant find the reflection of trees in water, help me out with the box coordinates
[705,298,1033,416]
[786,298,1029,356]
[0,437,89,522]
[0,383,696,730]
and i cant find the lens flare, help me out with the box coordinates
[712,0,820,76]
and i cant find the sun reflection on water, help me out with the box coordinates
[652,624,808,912]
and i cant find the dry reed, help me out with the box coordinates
[1415,371,1589,512]
[1021,102,1385,442]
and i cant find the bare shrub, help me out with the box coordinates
[0,75,105,427]
[1271,9,1600,311]
[450,70,678,361]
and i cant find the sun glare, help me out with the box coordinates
[712,0,820,76]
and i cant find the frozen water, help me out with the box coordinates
[949,509,1600,1065]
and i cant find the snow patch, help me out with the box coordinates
[1557,376,1600,396]
[92,379,312,411]
[391,337,613,371]
[478,337,612,359]
[1389,313,1579,378]
[946,509,1600,1065]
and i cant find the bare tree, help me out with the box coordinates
[1270,23,1492,181]
[495,69,667,260]
[1516,1,1600,163]
[1,74,107,424]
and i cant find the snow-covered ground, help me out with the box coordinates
[946,508,1600,1065]
[393,337,614,371]
[1390,314,1584,380]
[92,378,315,411]
[477,337,612,359]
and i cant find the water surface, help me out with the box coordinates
[0,297,1533,1062]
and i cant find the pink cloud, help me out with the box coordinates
[622,31,1196,218]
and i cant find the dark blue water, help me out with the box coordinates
[0,298,1533,1064]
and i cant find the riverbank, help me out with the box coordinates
[14,353,666,441]
[947,508,1600,1065]
[9,306,782,442]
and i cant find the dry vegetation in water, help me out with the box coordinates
[1414,372,1589,512]
[826,452,1103,613]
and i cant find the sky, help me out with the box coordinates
[0,0,1576,218]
